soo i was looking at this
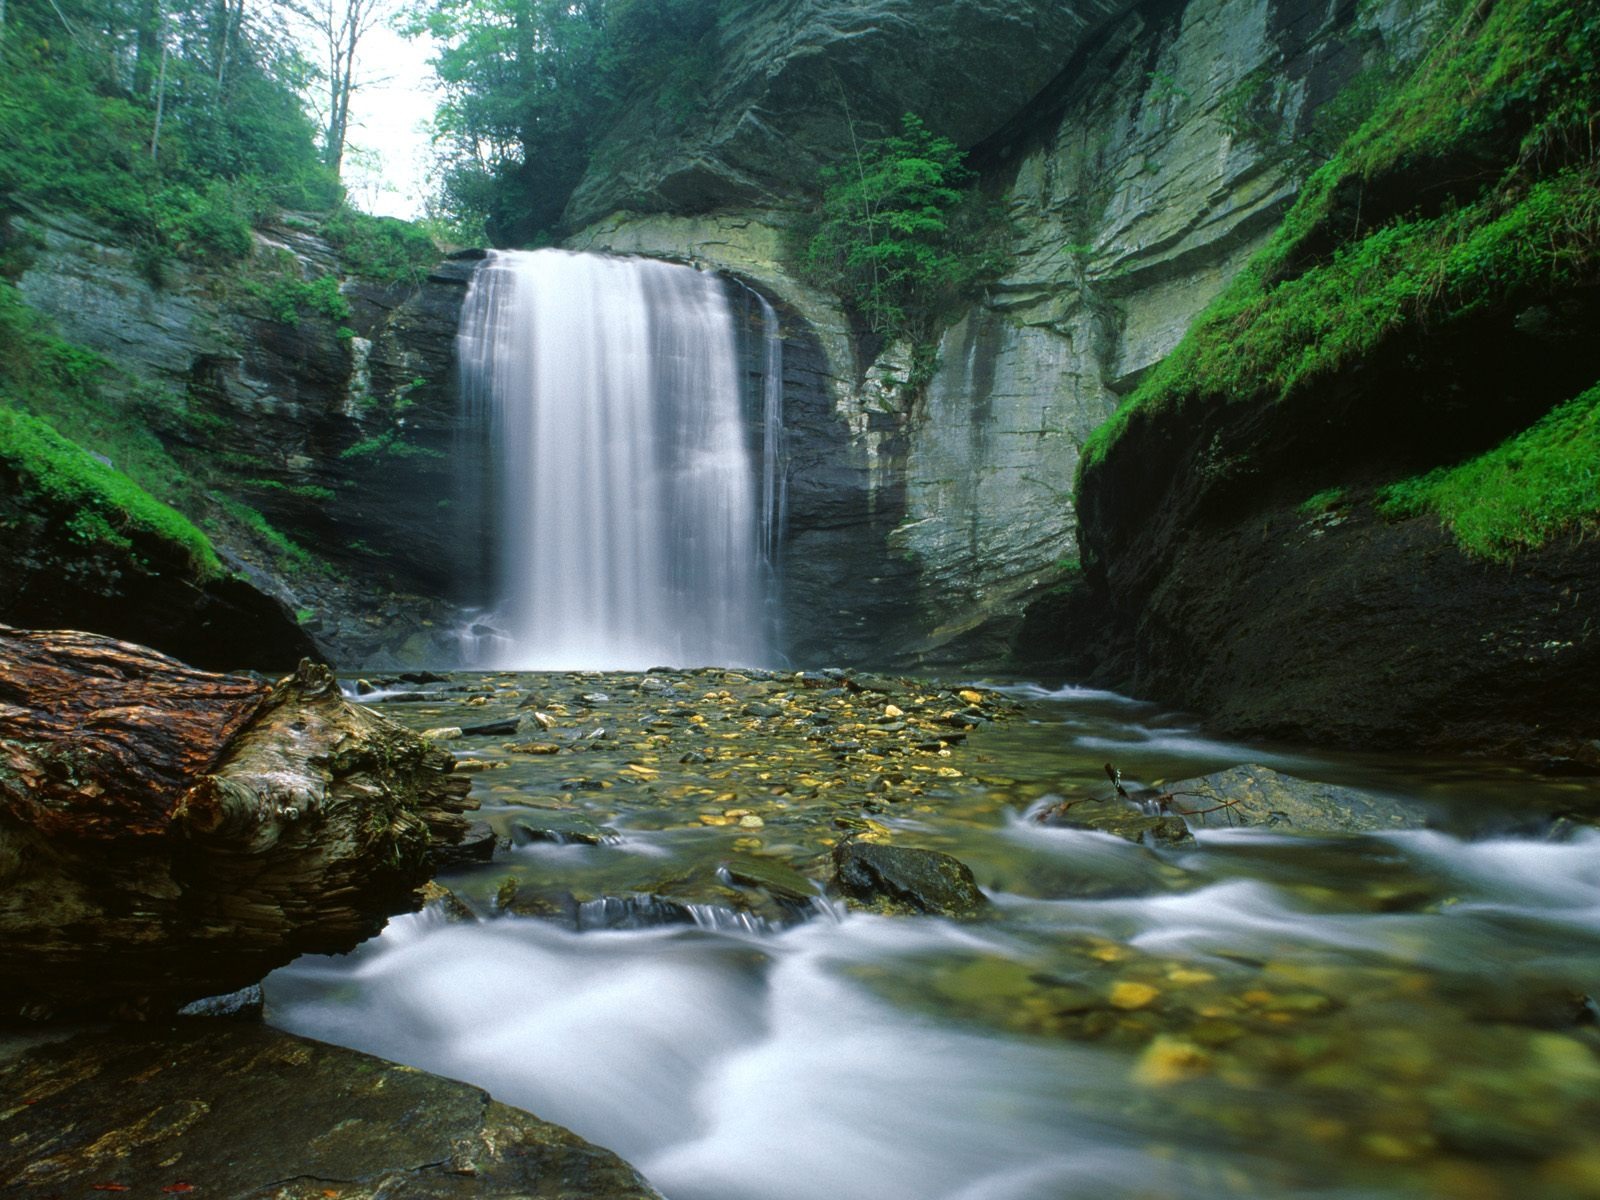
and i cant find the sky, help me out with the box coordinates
[339,22,442,220]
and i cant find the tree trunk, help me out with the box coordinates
[133,0,161,96]
[0,626,476,1020]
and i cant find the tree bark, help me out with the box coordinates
[0,625,476,1020]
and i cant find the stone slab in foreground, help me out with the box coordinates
[0,1023,662,1199]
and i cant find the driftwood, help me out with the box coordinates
[0,625,475,1019]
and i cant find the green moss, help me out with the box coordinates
[246,266,352,327]
[213,496,318,572]
[1377,381,1600,560]
[0,283,208,517]
[339,431,444,462]
[1298,487,1348,515]
[0,406,221,577]
[243,479,337,503]
[1079,0,1600,496]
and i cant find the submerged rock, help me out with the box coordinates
[1162,764,1426,835]
[831,842,988,917]
[509,807,622,847]
[1036,797,1195,848]
[0,1023,662,1198]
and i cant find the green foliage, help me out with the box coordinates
[0,406,222,576]
[0,0,340,271]
[1298,487,1347,515]
[339,430,444,461]
[214,495,318,569]
[244,478,338,502]
[414,0,722,241]
[1377,382,1600,560]
[247,266,352,326]
[0,282,214,517]
[796,114,1011,343]
[1081,0,1600,481]
[321,206,440,284]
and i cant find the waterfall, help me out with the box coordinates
[455,249,777,670]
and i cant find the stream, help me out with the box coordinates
[264,672,1600,1200]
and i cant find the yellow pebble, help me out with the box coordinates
[1109,981,1160,1010]
[1132,1036,1210,1087]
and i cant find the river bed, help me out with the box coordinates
[264,671,1600,1199]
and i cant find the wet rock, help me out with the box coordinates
[831,842,989,917]
[459,717,521,737]
[419,880,478,922]
[176,984,264,1020]
[509,808,622,846]
[744,701,785,718]
[431,819,498,869]
[1163,764,1426,834]
[1036,797,1195,848]
[722,856,819,905]
[0,1024,662,1198]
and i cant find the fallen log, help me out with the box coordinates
[0,625,476,1020]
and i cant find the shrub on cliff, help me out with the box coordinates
[796,114,1008,346]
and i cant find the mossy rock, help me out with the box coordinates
[830,841,988,917]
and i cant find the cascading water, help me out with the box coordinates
[455,249,778,669]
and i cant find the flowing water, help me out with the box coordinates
[266,674,1600,1200]
[455,250,774,669]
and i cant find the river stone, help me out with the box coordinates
[1164,764,1426,834]
[0,1023,661,1198]
[431,818,498,869]
[831,842,988,917]
[509,808,622,846]
[1036,797,1195,848]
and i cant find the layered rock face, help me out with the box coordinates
[571,0,1436,667]
[9,206,475,665]
[566,0,1139,229]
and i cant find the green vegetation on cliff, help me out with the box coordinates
[1378,380,1600,561]
[795,114,1010,346]
[0,407,221,577]
[1080,0,1600,558]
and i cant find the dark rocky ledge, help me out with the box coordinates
[0,1022,663,1199]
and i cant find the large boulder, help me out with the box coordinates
[0,1023,662,1199]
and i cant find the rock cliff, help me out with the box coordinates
[571,0,1438,667]
[6,205,474,666]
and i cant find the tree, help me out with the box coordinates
[286,0,393,173]
[800,113,976,340]
[411,0,718,243]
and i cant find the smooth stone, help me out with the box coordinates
[1035,797,1195,848]
[830,841,989,917]
[0,1024,662,1198]
[721,856,818,904]
[431,819,498,869]
[1163,764,1427,833]
[743,702,784,718]
[509,809,621,846]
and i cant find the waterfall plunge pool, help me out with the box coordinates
[266,672,1600,1200]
